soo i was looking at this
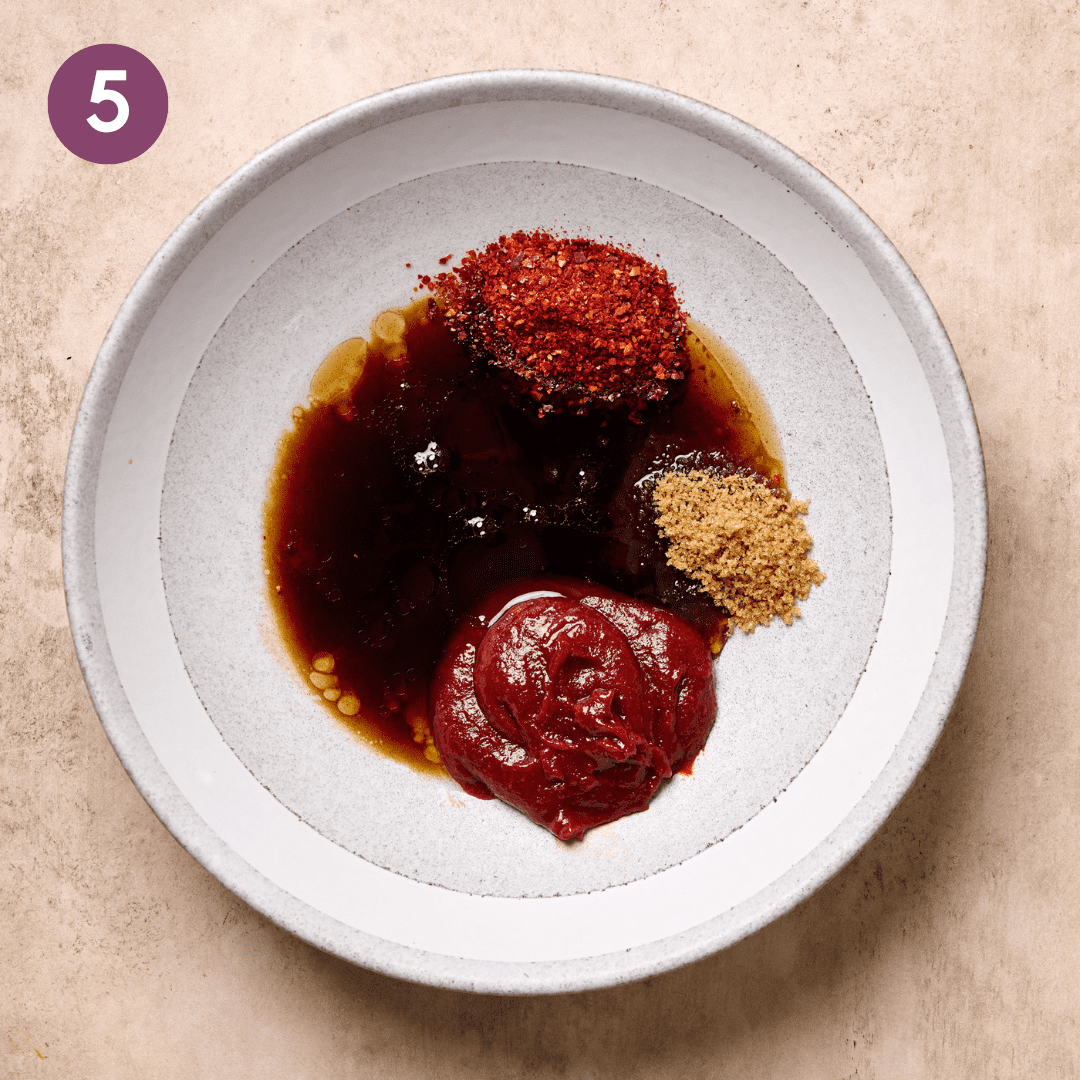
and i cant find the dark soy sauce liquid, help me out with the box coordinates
[265,300,784,769]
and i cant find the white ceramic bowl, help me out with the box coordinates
[63,71,986,994]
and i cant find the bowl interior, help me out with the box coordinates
[161,159,890,898]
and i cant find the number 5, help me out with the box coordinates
[87,70,129,133]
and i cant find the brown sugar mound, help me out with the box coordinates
[652,470,825,633]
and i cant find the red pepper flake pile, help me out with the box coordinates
[419,231,689,415]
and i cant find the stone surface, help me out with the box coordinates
[2,0,1077,1075]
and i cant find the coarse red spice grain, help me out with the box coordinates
[419,231,689,416]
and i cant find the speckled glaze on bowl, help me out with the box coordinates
[62,71,986,994]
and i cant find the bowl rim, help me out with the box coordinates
[62,68,987,994]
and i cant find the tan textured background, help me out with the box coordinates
[3,1,1077,1075]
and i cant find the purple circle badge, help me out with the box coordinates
[48,45,168,165]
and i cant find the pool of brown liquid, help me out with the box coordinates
[264,299,784,770]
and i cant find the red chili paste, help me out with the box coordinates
[421,231,689,416]
[431,578,716,840]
